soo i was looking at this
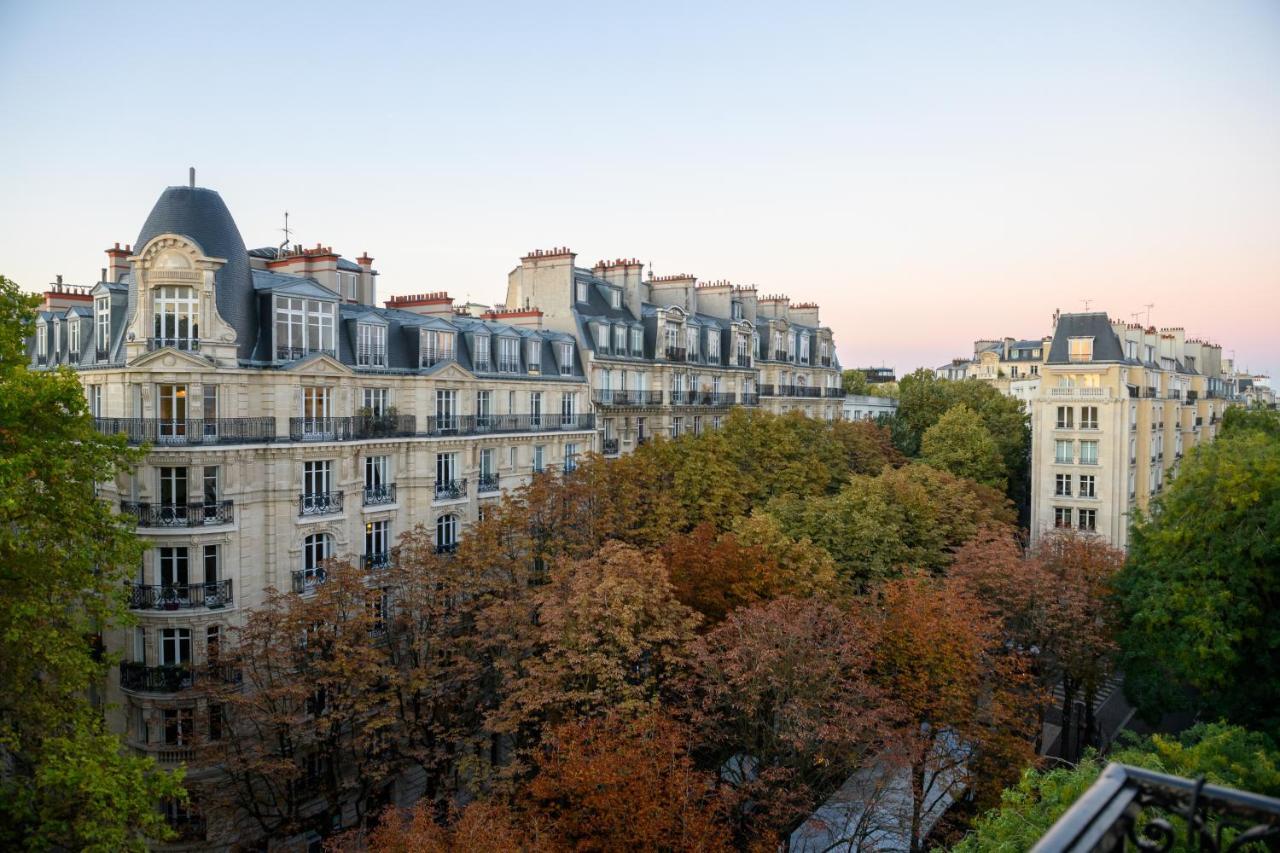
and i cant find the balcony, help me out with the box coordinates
[94,417,277,446]
[118,661,241,694]
[665,346,687,362]
[277,345,334,362]
[67,351,80,364]
[420,348,455,368]
[477,473,500,494]
[421,413,595,435]
[774,349,789,362]
[292,567,326,593]
[127,579,233,610]
[498,357,521,373]
[362,553,391,571]
[594,390,664,407]
[289,415,417,442]
[148,337,200,352]
[1049,387,1111,399]
[120,500,233,528]
[737,355,752,367]
[95,347,110,361]
[821,356,832,367]
[299,491,344,517]
[759,384,776,397]
[434,542,458,556]
[434,478,468,501]
[740,393,760,406]
[1032,762,1280,852]
[674,391,737,406]
[824,388,845,398]
[355,348,388,368]
[602,438,620,456]
[363,483,396,506]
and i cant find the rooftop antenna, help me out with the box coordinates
[1082,298,1094,311]
[1144,303,1155,326]
[278,211,292,256]
[1129,311,1142,324]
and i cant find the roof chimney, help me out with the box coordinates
[189,167,196,188]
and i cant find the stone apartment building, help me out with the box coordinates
[1028,311,1239,549]
[27,179,846,845]
[936,336,1050,407]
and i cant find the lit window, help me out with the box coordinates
[1068,337,1093,362]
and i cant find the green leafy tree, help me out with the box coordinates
[954,723,1280,851]
[894,369,954,457]
[842,369,870,396]
[0,274,184,850]
[919,403,1007,490]
[1116,427,1280,732]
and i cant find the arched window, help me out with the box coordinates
[435,514,458,554]
[153,286,199,350]
[300,533,333,590]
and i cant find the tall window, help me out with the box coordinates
[153,286,199,349]
[275,297,335,360]
[533,445,545,473]
[706,329,720,361]
[356,324,386,367]
[1055,474,1072,496]
[530,391,543,427]
[157,385,188,440]
[365,520,389,566]
[1079,475,1096,498]
[159,628,191,666]
[631,328,643,355]
[302,461,334,514]
[301,387,332,437]
[1081,406,1099,429]
[87,385,102,417]
[1056,406,1074,429]
[67,319,80,359]
[364,454,389,503]
[436,390,457,430]
[479,448,496,490]
[614,326,627,354]
[301,533,332,588]
[564,442,579,472]
[1055,439,1073,464]
[435,452,458,493]
[36,323,46,360]
[1054,507,1073,529]
[158,546,189,587]
[473,335,492,371]
[686,327,698,358]
[558,342,575,375]
[526,339,541,370]
[799,335,810,363]
[362,387,388,416]
[576,281,588,303]
[164,708,194,747]
[93,297,108,353]
[595,324,609,352]
[1080,441,1099,465]
[421,330,456,366]
[499,337,519,372]
[476,390,492,426]
[560,392,576,426]
[610,289,621,309]
[435,514,458,553]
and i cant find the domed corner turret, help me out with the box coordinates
[134,184,257,360]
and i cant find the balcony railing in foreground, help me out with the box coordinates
[119,661,242,693]
[120,500,234,528]
[127,579,233,610]
[1031,762,1280,852]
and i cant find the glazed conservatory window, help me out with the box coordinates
[153,286,199,349]
[275,297,335,360]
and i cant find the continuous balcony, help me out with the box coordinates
[673,391,738,406]
[740,392,760,406]
[127,579,233,610]
[419,413,595,435]
[289,415,417,441]
[299,491,344,517]
[363,483,396,506]
[118,661,242,694]
[594,390,664,407]
[759,385,824,398]
[1050,387,1112,400]
[94,417,276,446]
[120,500,233,528]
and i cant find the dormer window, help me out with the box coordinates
[576,281,588,303]
[595,324,609,352]
[473,334,492,371]
[799,335,810,363]
[339,272,358,302]
[356,323,386,367]
[35,323,46,362]
[631,327,643,355]
[614,325,626,353]
[274,297,334,361]
[154,285,200,351]
[95,296,110,357]
[558,341,575,375]
[686,327,698,356]
[52,319,61,359]
[67,318,80,361]
[732,302,743,320]
[706,329,720,361]
[498,336,520,372]
[420,329,455,367]
[1069,337,1094,362]
[610,289,621,310]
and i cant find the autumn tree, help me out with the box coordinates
[661,520,838,625]
[491,542,699,761]
[684,596,886,845]
[328,800,529,853]
[205,561,398,840]
[830,417,903,475]
[919,403,1007,490]
[525,710,732,852]
[1117,424,1280,733]
[860,576,1039,852]
[0,274,184,851]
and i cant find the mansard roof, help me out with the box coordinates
[1046,313,1127,365]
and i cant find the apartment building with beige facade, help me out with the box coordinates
[1029,311,1239,549]
[26,179,848,845]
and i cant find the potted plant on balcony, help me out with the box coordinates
[160,584,181,611]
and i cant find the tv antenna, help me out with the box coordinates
[1144,303,1155,326]
[278,211,293,256]
[1082,298,1094,311]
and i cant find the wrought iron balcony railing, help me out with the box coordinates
[94,417,277,446]
[775,349,789,361]
[434,542,458,555]
[497,357,521,373]
[420,413,595,435]
[740,393,760,406]
[824,387,845,398]
[362,552,392,571]
[355,347,387,367]
[289,415,417,441]
[593,390,664,407]
[292,567,326,593]
[821,356,832,366]
[118,661,242,693]
[737,355,752,367]
[477,473,500,493]
[363,483,396,506]
[299,491,344,517]
[1032,762,1280,852]
[120,500,234,528]
[419,347,455,368]
[127,579,233,610]
[602,438,620,455]
[434,478,468,501]
[277,346,334,362]
[665,346,687,362]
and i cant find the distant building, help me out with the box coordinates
[842,394,898,422]
[853,366,896,384]
[1029,312,1242,549]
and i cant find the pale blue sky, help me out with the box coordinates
[2,1,1278,375]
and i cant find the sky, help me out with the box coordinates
[1,1,1278,376]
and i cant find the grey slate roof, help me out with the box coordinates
[134,186,257,360]
[1045,313,1126,364]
